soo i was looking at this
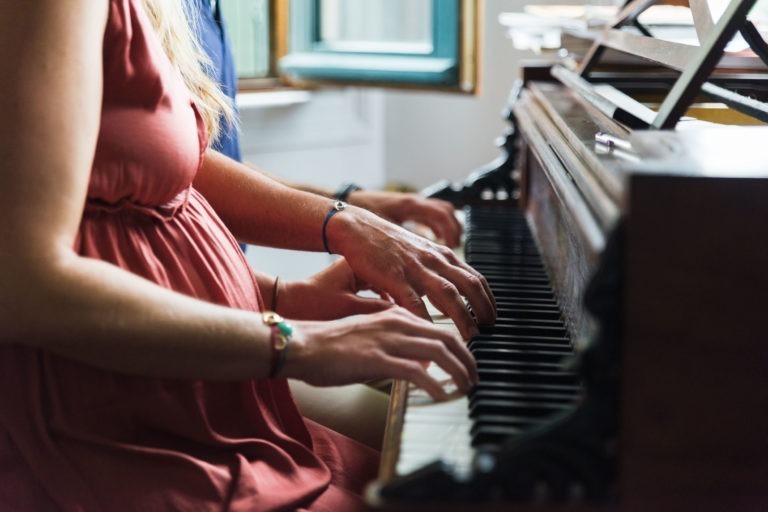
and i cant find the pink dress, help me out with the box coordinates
[0,0,377,510]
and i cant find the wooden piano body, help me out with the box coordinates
[515,83,768,511]
[369,1,768,510]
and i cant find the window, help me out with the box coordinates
[219,0,479,93]
[219,0,288,89]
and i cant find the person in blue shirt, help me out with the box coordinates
[193,0,241,162]
[191,0,463,248]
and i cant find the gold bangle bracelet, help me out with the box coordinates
[262,311,293,378]
[271,276,280,312]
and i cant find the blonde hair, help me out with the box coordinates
[141,0,235,145]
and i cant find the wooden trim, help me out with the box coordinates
[376,379,409,482]
[270,0,289,76]
[237,77,285,91]
[234,0,292,91]
[459,0,480,94]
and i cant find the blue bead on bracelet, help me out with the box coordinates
[321,200,346,254]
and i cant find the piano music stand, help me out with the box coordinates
[574,0,766,128]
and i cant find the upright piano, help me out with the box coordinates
[367,1,768,510]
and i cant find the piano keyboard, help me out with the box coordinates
[393,205,582,483]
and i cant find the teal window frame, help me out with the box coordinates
[279,0,462,87]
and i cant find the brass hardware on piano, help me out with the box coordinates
[369,1,768,509]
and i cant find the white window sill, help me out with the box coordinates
[235,90,313,110]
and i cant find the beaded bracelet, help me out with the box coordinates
[262,311,293,378]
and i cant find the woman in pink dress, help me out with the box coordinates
[0,0,494,510]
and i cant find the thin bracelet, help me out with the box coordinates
[271,276,281,312]
[321,200,347,254]
[262,311,293,378]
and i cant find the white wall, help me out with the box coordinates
[384,0,533,189]
[237,0,535,281]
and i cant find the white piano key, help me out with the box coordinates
[395,360,474,478]
[394,227,475,478]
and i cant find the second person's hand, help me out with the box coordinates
[325,205,497,340]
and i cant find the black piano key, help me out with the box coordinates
[469,389,579,411]
[470,388,577,406]
[491,290,556,302]
[471,347,571,363]
[494,301,562,310]
[478,367,580,386]
[468,249,543,258]
[491,319,565,329]
[494,297,559,307]
[490,283,556,294]
[467,244,536,253]
[469,304,564,325]
[476,360,572,375]
[471,338,572,350]
[472,379,580,393]
[470,262,545,271]
[467,245,541,254]
[470,257,545,268]
[493,308,563,321]
[486,278,554,289]
[469,343,572,356]
[470,334,573,348]
[479,324,569,338]
[471,270,550,283]
[482,272,551,282]
[471,424,526,446]
[470,399,569,419]
[466,248,539,257]
[459,204,581,451]
[470,414,534,430]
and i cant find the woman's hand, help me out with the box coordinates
[347,190,463,248]
[276,259,393,320]
[285,308,478,402]
[327,206,497,341]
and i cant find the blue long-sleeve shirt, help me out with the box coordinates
[189,0,242,162]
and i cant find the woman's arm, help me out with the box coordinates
[244,162,462,247]
[195,150,497,340]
